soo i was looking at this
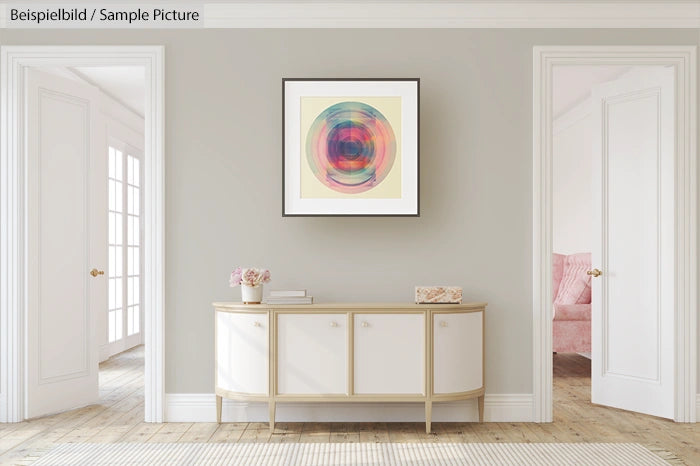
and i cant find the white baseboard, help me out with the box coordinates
[165,393,533,423]
[696,394,700,422]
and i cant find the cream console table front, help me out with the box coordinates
[213,302,486,433]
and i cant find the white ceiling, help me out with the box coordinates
[71,66,145,117]
[552,65,631,118]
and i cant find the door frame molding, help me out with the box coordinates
[0,46,165,422]
[532,45,697,422]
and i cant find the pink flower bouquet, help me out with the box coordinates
[230,267,271,288]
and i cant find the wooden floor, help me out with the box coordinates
[0,348,697,465]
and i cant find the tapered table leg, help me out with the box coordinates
[425,400,432,434]
[216,395,222,423]
[478,395,484,422]
[269,400,276,432]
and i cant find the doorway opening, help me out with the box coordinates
[552,64,641,418]
[532,46,697,423]
[25,64,146,419]
[0,46,164,423]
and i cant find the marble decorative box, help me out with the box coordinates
[415,286,463,304]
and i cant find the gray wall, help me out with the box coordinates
[2,29,698,395]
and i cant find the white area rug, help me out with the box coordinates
[31,442,669,465]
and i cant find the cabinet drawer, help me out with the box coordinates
[433,311,483,394]
[277,314,347,395]
[216,312,268,395]
[354,313,424,394]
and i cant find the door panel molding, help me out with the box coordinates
[0,46,165,423]
[601,86,663,384]
[35,87,90,384]
[532,46,697,422]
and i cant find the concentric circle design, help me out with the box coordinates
[306,101,396,194]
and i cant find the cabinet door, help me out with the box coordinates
[277,313,347,394]
[433,311,483,394]
[354,313,424,394]
[216,311,268,395]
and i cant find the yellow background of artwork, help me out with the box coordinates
[300,96,402,199]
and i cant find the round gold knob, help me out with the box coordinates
[90,268,104,277]
[361,321,369,328]
[440,321,448,327]
[329,321,338,328]
[587,268,603,277]
[253,321,261,327]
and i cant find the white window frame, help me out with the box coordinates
[106,137,144,357]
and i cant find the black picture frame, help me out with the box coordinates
[282,78,420,217]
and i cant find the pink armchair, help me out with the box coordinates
[552,253,591,353]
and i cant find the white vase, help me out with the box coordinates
[241,284,263,304]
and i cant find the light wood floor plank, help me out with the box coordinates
[269,422,303,443]
[358,422,390,443]
[208,423,247,443]
[329,423,361,443]
[387,422,420,443]
[146,423,192,443]
[238,422,272,443]
[178,423,219,443]
[298,422,332,443]
[118,422,163,443]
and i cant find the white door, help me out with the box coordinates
[277,314,346,394]
[590,66,674,419]
[26,69,104,418]
[354,313,424,394]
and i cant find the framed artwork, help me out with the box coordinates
[283,78,420,216]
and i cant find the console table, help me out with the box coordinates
[213,302,486,433]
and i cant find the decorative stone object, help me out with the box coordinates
[415,286,463,304]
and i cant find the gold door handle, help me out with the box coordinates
[90,268,105,277]
[587,268,602,277]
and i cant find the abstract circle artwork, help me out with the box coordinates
[305,101,397,194]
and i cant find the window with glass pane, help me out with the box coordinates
[108,145,142,344]
[126,155,140,336]
[108,147,124,343]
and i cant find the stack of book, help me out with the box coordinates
[264,290,314,305]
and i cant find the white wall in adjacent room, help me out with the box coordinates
[553,101,593,255]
